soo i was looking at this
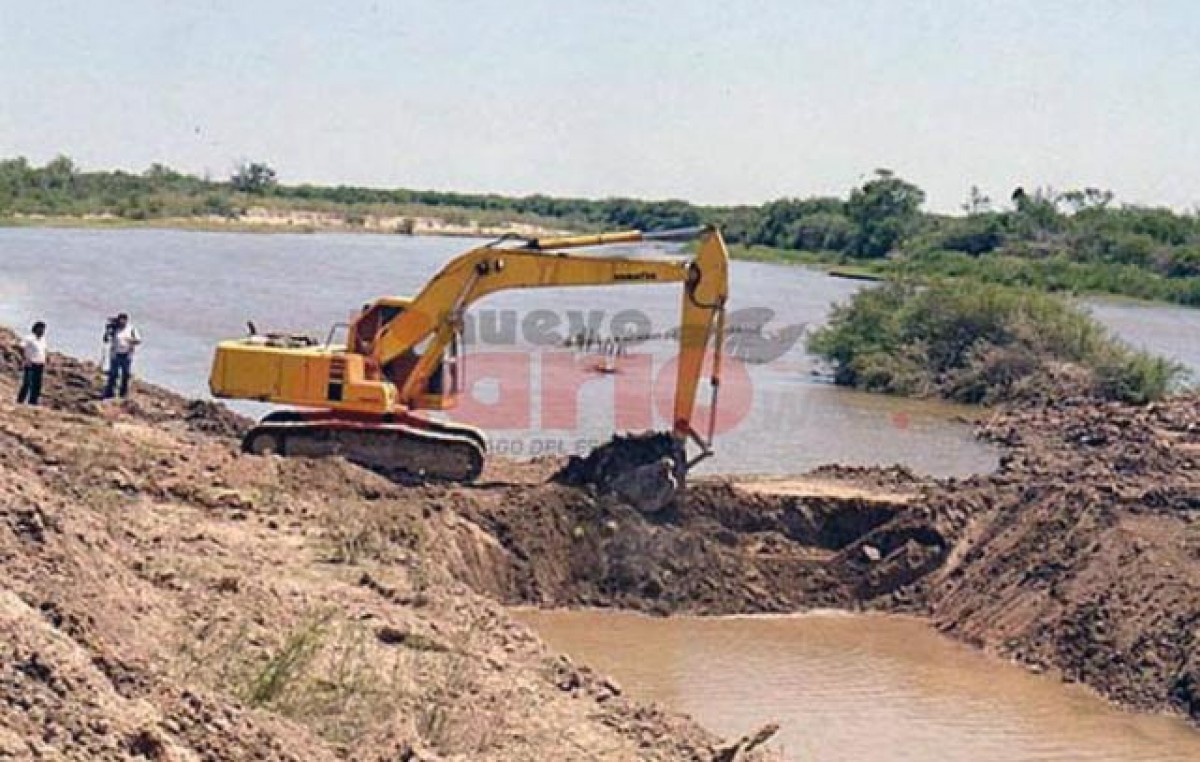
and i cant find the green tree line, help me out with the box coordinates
[2,155,1199,305]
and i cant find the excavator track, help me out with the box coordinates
[242,410,486,483]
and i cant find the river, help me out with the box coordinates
[3,228,1198,475]
[517,609,1200,761]
[0,227,975,476]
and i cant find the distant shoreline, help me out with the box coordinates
[0,209,573,240]
[5,212,1199,311]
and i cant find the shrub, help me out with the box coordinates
[938,214,1005,256]
[1092,352,1182,404]
[809,281,1187,404]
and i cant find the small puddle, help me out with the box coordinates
[516,609,1200,762]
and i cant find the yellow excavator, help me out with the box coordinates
[209,225,729,484]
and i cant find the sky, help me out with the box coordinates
[2,0,1199,212]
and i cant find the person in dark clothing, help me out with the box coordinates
[17,321,47,405]
[102,313,141,399]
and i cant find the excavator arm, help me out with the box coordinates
[370,226,729,455]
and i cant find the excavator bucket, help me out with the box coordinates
[553,432,687,513]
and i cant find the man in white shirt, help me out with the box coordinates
[102,312,142,399]
[17,321,47,405]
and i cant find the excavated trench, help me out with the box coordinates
[442,470,950,617]
[435,399,1200,729]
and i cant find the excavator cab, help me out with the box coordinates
[402,329,464,410]
[423,330,465,405]
[349,298,464,410]
[349,301,406,358]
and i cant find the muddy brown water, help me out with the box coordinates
[516,609,1200,761]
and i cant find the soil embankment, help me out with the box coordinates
[928,399,1200,720]
[0,330,777,761]
[2,326,1198,759]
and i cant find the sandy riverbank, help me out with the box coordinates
[1,209,574,240]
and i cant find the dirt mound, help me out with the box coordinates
[0,363,777,759]
[922,394,1200,722]
[1,327,250,438]
[181,398,249,438]
[553,431,687,513]
[806,463,923,489]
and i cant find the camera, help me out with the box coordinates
[103,316,120,341]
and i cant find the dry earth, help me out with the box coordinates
[2,327,1199,761]
[0,331,779,761]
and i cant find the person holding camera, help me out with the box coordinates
[17,320,48,405]
[102,313,142,399]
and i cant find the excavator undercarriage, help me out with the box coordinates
[242,410,486,482]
